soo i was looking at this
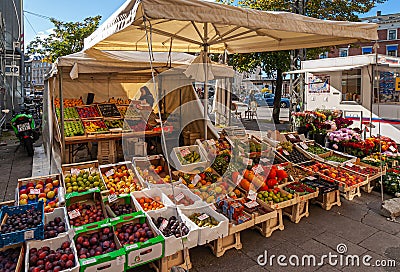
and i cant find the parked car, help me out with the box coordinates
[263,93,290,108]
[244,93,268,106]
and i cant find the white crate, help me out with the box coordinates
[25,235,80,272]
[179,203,228,245]
[161,185,203,208]
[170,145,209,173]
[131,188,170,212]
[146,206,199,257]
[44,207,71,239]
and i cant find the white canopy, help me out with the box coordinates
[84,0,378,54]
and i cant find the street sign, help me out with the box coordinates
[5,65,19,76]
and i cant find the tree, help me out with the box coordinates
[27,16,102,62]
[226,0,386,123]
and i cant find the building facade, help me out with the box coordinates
[25,55,51,94]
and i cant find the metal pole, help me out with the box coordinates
[203,23,208,140]
[58,69,65,163]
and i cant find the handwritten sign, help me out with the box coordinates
[68,209,81,219]
[29,189,40,195]
[105,169,115,177]
[248,190,257,201]
[180,148,191,157]
[108,194,118,203]
[70,168,80,176]
[159,219,169,231]
[174,192,185,202]
[244,200,259,209]
[198,213,209,221]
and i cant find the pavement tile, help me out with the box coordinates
[241,229,283,260]
[314,232,369,257]
[340,250,391,272]
[359,232,400,259]
[361,210,400,236]
[298,238,335,259]
[330,199,369,222]
[315,265,341,271]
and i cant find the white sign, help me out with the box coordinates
[192,174,201,186]
[346,162,354,168]
[198,213,209,221]
[108,194,118,203]
[390,146,396,152]
[244,200,259,209]
[68,209,81,219]
[29,189,40,195]
[24,230,34,240]
[248,190,257,201]
[70,168,80,176]
[283,150,290,156]
[174,192,185,202]
[105,169,115,177]
[254,165,264,175]
[300,143,308,150]
[180,148,191,157]
[159,219,169,231]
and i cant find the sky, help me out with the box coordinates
[23,0,400,47]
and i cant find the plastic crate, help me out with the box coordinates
[0,201,45,247]
[170,145,208,173]
[102,194,140,220]
[44,207,71,240]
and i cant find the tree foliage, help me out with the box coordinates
[27,16,102,62]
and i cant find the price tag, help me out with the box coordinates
[180,148,191,157]
[198,213,209,221]
[82,259,96,265]
[283,150,290,156]
[108,194,118,203]
[159,219,169,231]
[192,174,201,186]
[248,190,257,201]
[300,143,308,150]
[307,176,317,180]
[244,200,259,209]
[243,157,253,165]
[24,230,34,240]
[126,244,139,250]
[174,192,185,202]
[70,168,80,176]
[105,169,115,177]
[29,189,40,195]
[254,165,264,174]
[346,162,354,167]
[288,134,296,139]
[68,209,81,219]
[390,146,396,152]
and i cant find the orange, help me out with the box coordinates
[139,198,145,204]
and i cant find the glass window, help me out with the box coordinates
[319,52,328,59]
[388,29,397,40]
[362,47,373,54]
[387,45,398,56]
[378,71,400,103]
[341,69,361,104]
[339,48,348,57]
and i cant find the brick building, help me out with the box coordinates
[323,11,400,58]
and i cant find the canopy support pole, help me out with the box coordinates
[203,23,209,140]
[59,69,65,163]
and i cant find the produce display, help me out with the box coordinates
[117,106,127,117]
[108,97,131,105]
[82,120,108,134]
[108,203,136,217]
[54,98,83,108]
[44,216,67,240]
[56,107,79,120]
[177,150,201,165]
[152,216,190,238]
[100,164,142,195]
[283,182,316,195]
[76,106,100,119]
[104,119,124,129]
[64,169,105,194]
[27,241,76,271]
[257,188,293,204]
[302,177,338,194]
[97,103,121,118]
[281,163,312,182]
[64,121,85,137]
[136,197,165,211]
[18,176,60,213]
[212,154,230,176]
[167,193,195,206]
[361,153,387,167]
[1,208,42,234]
[0,246,21,272]
[285,134,301,143]
[383,168,400,194]
[125,119,146,132]
[124,107,142,119]
[115,222,155,245]
[75,227,117,258]
[277,142,310,164]
[324,155,349,163]
[67,201,105,227]
[306,144,328,155]
[342,164,379,176]
[135,164,178,185]
[188,213,219,228]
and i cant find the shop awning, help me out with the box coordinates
[84,0,378,54]
[285,64,369,74]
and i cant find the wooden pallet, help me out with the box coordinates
[97,139,117,164]
[312,190,341,211]
[150,248,192,272]
[283,199,309,223]
[253,208,284,237]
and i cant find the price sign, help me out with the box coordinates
[108,194,118,203]
[283,150,290,156]
[346,162,354,168]
[254,165,264,174]
[180,148,191,157]
[307,176,317,181]
[243,157,253,165]
[300,143,308,150]
[29,189,40,195]
[24,230,34,240]
[198,213,209,221]
[82,259,96,265]
[390,145,397,152]
[248,190,257,201]
[192,174,201,186]
[70,168,80,176]
[288,134,296,139]
[244,200,259,209]
[68,209,81,219]
[174,192,185,202]
[126,244,139,250]
[105,169,115,177]
[159,219,169,231]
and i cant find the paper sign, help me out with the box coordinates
[68,209,81,219]
[283,150,290,156]
[70,168,80,176]
[126,244,139,250]
[254,165,264,174]
[243,157,253,165]
[180,148,191,157]
[307,176,317,180]
[108,194,118,203]
[248,190,257,201]
[159,219,169,231]
[244,200,259,209]
[105,169,115,177]
[198,213,209,221]
[346,162,354,167]
[24,230,34,240]
[390,146,396,152]
[116,256,124,266]
[192,174,201,186]
[300,143,308,150]
[82,259,96,265]
[174,192,185,202]
[288,134,296,139]
[29,189,40,195]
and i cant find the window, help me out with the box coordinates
[387,45,398,56]
[319,52,328,59]
[362,47,373,55]
[339,48,348,57]
[388,29,397,40]
[341,69,361,104]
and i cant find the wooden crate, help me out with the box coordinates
[283,200,309,224]
[97,140,117,164]
[150,248,192,272]
[0,243,24,272]
[253,209,284,237]
[341,186,361,201]
[312,190,341,211]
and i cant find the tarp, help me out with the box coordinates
[84,0,378,54]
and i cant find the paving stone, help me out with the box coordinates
[362,209,400,236]
[340,250,391,272]
[241,229,283,260]
[314,232,369,257]
[330,199,370,222]
[315,265,341,271]
[359,231,400,257]
[298,239,335,260]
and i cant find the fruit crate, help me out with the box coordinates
[44,207,71,240]
[131,188,170,213]
[257,188,298,210]
[16,173,63,213]
[97,140,117,165]
[82,120,110,135]
[251,201,284,237]
[74,221,126,272]
[161,184,203,208]
[170,145,209,173]
[317,150,357,167]
[110,212,164,270]
[149,248,192,272]
[340,161,385,193]
[312,189,341,211]
[146,206,198,257]
[0,201,45,247]
[97,103,122,118]
[0,242,25,272]
[99,161,143,195]
[133,155,182,188]
[274,146,313,165]
[76,105,102,120]
[229,136,272,159]
[295,141,331,160]
[179,203,229,245]
[25,235,79,272]
[102,193,140,220]
[65,190,109,230]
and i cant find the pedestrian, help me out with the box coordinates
[139,86,154,107]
